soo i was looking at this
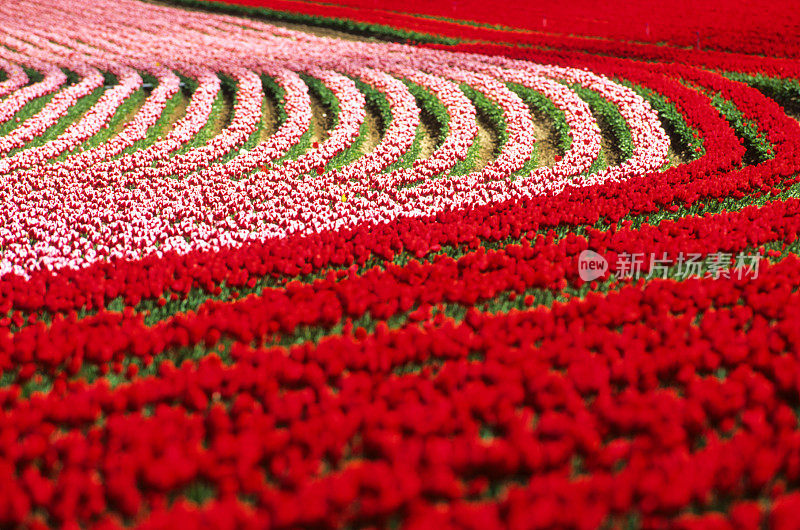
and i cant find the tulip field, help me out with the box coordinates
[3,0,800,526]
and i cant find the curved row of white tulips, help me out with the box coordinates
[0,0,670,278]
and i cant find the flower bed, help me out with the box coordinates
[1,0,800,526]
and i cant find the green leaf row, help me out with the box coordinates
[325,77,389,170]
[570,83,635,165]
[405,79,450,149]
[166,0,460,46]
[711,94,775,165]
[623,81,704,161]
[76,74,155,153]
[724,72,800,116]
[121,75,188,157]
[172,75,230,159]
[460,83,508,156]
[508,81,572,156]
